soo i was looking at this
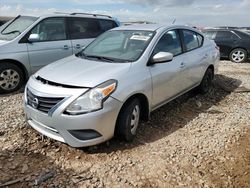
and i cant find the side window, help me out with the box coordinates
[153,30,182,56]
[215,31,237,40]
[30,17,66,42]
[69,18,102,39]
[182,30,200,51]
[99,20,117,32]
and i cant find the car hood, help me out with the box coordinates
[0,39,8,45]
[35,55,132,88]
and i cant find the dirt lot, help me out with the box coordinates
[0,61,249,188]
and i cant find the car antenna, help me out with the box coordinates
[172,18,176,24]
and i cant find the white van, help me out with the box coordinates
[0,13,119,94]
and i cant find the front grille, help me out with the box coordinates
[27,89,64,114]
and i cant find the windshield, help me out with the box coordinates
[82,30,155,62]
[0,16,38,41]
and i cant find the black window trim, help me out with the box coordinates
[19,16,69,43]
[180,29,204,53]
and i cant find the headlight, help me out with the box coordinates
[65,80,117,115]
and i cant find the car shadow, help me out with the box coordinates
[84,74,242,154]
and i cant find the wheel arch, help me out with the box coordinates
[229,47,248,59]
[116,93,150,123]
[0,59,29,81]
[207,64,214,78]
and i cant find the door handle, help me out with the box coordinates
[63,45,69,50]
[180,62,185,68]
[75,44,81,49]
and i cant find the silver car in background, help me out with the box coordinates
[24,24,220,147]
[0,13,119,94]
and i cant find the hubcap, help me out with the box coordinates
[130,105,140,135]
[0,69,20,90]
[232,50,245,63]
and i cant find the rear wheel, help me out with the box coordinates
[229,48,247,63]
[0,63,24,94]
[116,99,141,142]
[198,68,214,94]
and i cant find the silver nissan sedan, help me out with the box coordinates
[24,24,220,147]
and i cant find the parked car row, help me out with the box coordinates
[0,13,119,94]
[202,28,250,63]
[1,12,221,147]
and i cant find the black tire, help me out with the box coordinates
[229,48,247,63]
[198,68,214,94]
[0,62,24,94]
[116,98,141,142]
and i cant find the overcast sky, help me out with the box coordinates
[0,0,249,27]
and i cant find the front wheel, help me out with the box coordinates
[198,68,214,94]
[229,48,247,63]
[0,63,24,94]
[116,99,141,142]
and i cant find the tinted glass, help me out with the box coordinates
[30,17,66,41]
[183,30,199,51]
[83,30,155,62]
[215,31,237,40]
[99,19,117,32]
[153,30,182,56]
[69,18,102,39]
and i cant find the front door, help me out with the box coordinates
[27,17,73,73]
[149,30,187,108]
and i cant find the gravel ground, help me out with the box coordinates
[0,61,249,188]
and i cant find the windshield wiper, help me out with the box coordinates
[85,55,115,62]
[78,52,131,63]
[1,30,21,35]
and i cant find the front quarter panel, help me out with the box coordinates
[0,42,30,75]
[110,57,152,109]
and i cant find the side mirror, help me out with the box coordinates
[151,52,173,64]
[28,34,40,42]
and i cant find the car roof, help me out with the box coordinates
[39,13,115,20]
[203,28,234,31]
[112,24,196,31]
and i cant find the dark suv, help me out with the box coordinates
[203,29,250,63]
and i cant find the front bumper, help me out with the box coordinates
[23,78,122,147]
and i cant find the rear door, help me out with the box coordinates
[27,17,72,73]
[180,29,207,87]
[68,17,118,54]
[68,17,97,54]
[214,30,239,57]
